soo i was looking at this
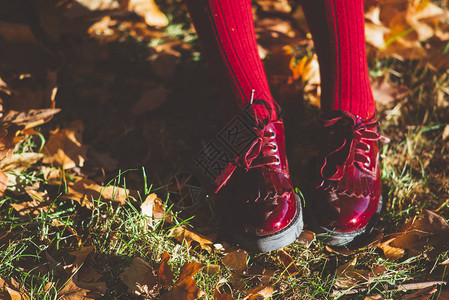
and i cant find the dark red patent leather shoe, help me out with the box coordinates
[314,110,387,246]
[198,100,303,252]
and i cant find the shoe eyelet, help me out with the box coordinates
[364,144,371,153]
[364,156,371,167]
[268,128,275,138]
[274,155,281,165]
[270,142,278,152]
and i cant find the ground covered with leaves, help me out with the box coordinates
[1,0,449,299]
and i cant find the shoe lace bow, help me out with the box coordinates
[319,110,389,189]
[214,100,281,193]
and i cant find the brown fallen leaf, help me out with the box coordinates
[42,120,87,170]
[127,0,169,27]
[178,261,205,282]
[256,0,292,14]
[0,170,7,197]
[277,249,299,277]
[243,285,274,300]
[119,257,160,297]
[364,295,384,300]
[5,286,23,300]
[69,246,95,269]
[42,167,65,185]
[442,125,449,141]
[289,54,320,87]
[371,76,409,106]
[222,249,248,272]
[58,277,92,299]
[334,258,373,289]
[296,229,316,248]
[9,197,50,216]
[169,226,215,250]
[325,245,354,256]
[204,264,221,276]
[0,153,43,173]
[72,0,120,11]
[401,285,438,300]
[160,261,205,300]
[3,109,60,128]
[61,178,138,208]
[380,210,449,260]
[157,252,174,287]
[378,238,406,261]
[160,277,205,300]
[141,193,173,227]
[73,268,107,298]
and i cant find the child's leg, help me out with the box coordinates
[302,0,375,119]
[186,0,277,121]
[303,0,382,246]
[186,0,302,252]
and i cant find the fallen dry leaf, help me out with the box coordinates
[401,284,438,300]
[157,252,174,287]
[364,0,449,66]
[325,245,354,256]
[5,286,24,300]
[69,246,95,269]
[379,210,449,260]
[61,178,138,208]
[127,0,168,27]
[364,295,384,300]
[160,261,205,300]
[0,170,7,197]
[257,0,292,14]
[72,0,120,11]
[243,285,274,300]
[9,198,49,216]
[119,257,160,296]
[58,277,92,299]
[371,76,409,106]
[160,277,205,300]
[277,249,299,277]
[204,264,221,276]
[169,225,215,250]
[0,153,43,173]
[141,193,173,227]
[289,54,320,86]
[42,120,87,170]
[378,238,406,261]
[73,268,106,298]
[0,277,29,300]
[3,109,60,129]
[442,125,449,141]
[296,229,316,248]
[42,167,65,185]
[178,261,205,282]
[334,258,373,289]
[222,249,248,272]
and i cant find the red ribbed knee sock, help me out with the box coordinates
[302,0,376,119]
[186,0,278,121]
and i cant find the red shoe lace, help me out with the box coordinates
[319,111,389,189]
[214,104,281,193]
